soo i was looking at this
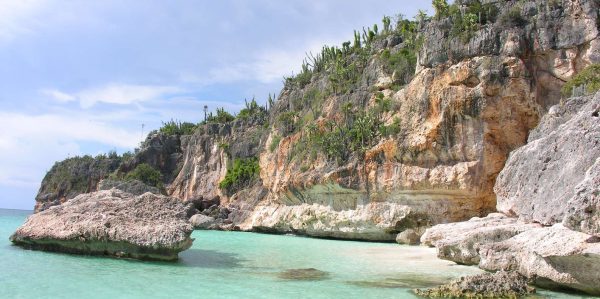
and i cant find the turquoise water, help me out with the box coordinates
[0,209,592,298]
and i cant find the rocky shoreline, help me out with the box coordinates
[420,92,600,295]
[9,0,600,296]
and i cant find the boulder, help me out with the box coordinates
[414,271,535,298]
[495,92,600,229]
[478,225,600,295]
[190,214,216,230]
[421,213,541,265]
[10,189,193,261]
[395,228,425,245]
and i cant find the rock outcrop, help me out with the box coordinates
[414,271,535,298]
[246,202,412,241]
[421,213,541,265]
[478,225,600,295]
[190,214,216,230]
[118,132,184,184]
[423,92,600,294]
[35,155,122,212]
[168,115,268,203]
[11,189,193,261]
[495,93,600,230]
[233,0,599,240]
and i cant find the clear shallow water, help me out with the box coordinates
[0,209,592,299]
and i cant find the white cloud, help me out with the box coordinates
[41,88,76,103]
[203,37,349,85]
[0,111,141,197]
[42,84,181,108]
[0,0,48,42]
[0,112,140,149]
[77,84,180,108]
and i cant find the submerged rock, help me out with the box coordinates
[414,271,535,298]
[10,189,193,261]
[347,275,452,289]
[277,268,330,281]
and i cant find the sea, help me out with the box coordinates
[0,209,592,298]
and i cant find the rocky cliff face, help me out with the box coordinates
[233,0,600,240]
[422,91,600,294]
[167,115,268,203]
[495,93,600,233]
[32,0,599,242]
[35,155,122,212]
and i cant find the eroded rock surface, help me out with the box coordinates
[495,93,600,229]
[424,92,600,295]
[421,213,541,265]
[11,189,193,261]
[244,202,412,241]
[479,225,600,295]
[97,179,161,196]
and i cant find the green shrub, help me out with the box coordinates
[159,119,197,135]
[380,48,417,85]
[219,158,260,194]
[270,135,282,152]
[219,142,230,151]
[125,163,162,188]
[277,111,298,135]
[237,98,267,120]
[41,154,124,197]
[561,64,600,97]
[121,151,134,163]
[433,0,450,20]
[446,1,499,41]
[206,107,235,123]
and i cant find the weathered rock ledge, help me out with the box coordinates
[10,189,193,261]
[240,201,416,241]
[421,213,541,265]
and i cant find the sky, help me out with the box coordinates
[0,0,433,210]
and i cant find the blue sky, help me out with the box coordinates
[0,0,432,210]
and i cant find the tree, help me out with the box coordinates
[432,0,450,20]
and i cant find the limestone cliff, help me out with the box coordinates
[32,0,599,242]
[422,91,600,294]
[235,0,599,240]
